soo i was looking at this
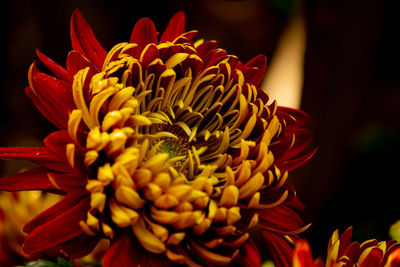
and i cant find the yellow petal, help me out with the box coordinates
[109,198,139,227]
[133,168,152,188]
[132,217,166,254]
[115,185,146,210]
[220,185,239,207]
[238,172,264,199]
[90,192,106,212]
[166,232,186,246]
[154,194,179,209]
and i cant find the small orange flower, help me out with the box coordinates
[293,227,400,267]
[0,10,315,266]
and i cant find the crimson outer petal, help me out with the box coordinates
[263,232,299,267]
[0,167,55,191]
[293,241,324,267]
[103,231,145,267]
[70,9,106,71]
[23,195,89,254]
[160,11,186,43]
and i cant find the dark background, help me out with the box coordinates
[1,0,399,261]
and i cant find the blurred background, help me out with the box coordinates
[1,0,399,261]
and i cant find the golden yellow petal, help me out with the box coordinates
[133,168,152,188]
[101,110,122,132]
[220,185,239,207]
[167,184,193,201]
[143,183,162,202]
[102,222,114,239]
[238,172,265,200]
[142,153,169,173]
[97,163,114,185]
[166,232,186,246]
[90,192,106,212]
[68,109,83,144]
[115,185,146,210]
[84,150,99,167]
[227,207,242,225]
[87,212,100,231]
[108,86,136,111]
[235,160,252,187]
[132,217,166,254]
[165,53,189,69]
[152,172,171,192]
[72,67,93,128]
[166,249,185,264]
[154,194,180,209]
[190,240,237,265]
[144,216,169,242]
[201,238,224,249]
[193,218,212,235]
[79,220,97,236]
[66,143,75,168]
[109,198,139,227]
[150,206,180,225]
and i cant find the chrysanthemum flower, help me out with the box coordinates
[293,227,400,267]
[0,10,314,266]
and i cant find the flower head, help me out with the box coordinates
[0,10,314,266]
[293,227,400,267]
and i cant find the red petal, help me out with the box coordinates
[23,195,89,254]
[276,106,312,128]
[359,248,383,267]
[24,194,83,233]
[160,11,185,43]
[129,18,158,58]
[293,241,315,267]
[234,239,261,267]
[26,86,65,129]
[31,71,75,126]
[258,204,305,234]
[52,173,87,194]
[103,231,144,267]
[70,9,106,71]
[277,148,317,172]
[60,233,99,258]
[0,146,71,172]
[43,130,71,159]
[242,55,267,86]
[66,50,98,76]
[0,167,54,191]
[262,231,295,267]
[36,49,73,83]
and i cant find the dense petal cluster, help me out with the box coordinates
[293,227,400,267]
[0,10,314,266]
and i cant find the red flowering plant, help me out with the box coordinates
[0,10,315,266]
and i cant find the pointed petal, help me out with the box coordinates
[24,194,83,233]
[242,55,267,86]
[70,9,106,71]
[26,86,66,129]
[60,233,99,258]
[66,50,98,76]
[234,239,261,267]
[23,195,89,254]
[0,146,71,172]
[277,148,317,172]
[43,130,71,159]
[293,241,316,267]
[262,231,296,267]
[31,71,75,126]
[160,11,185,43]
[103,231,145,267]
[0,167,54,191]
[129,17,158,58]
[36,49,73,83]
[258,204,305,234]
